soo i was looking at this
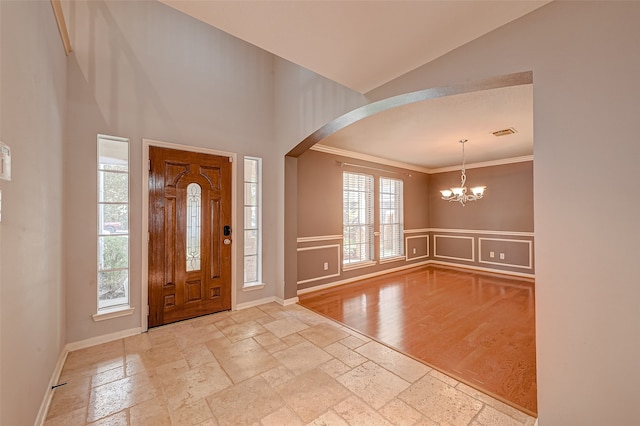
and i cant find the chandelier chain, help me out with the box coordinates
[440,139,486,206]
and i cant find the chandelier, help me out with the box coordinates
[440,139,486,206]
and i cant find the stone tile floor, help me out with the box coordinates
[44,303,536,425]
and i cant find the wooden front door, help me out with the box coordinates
[148,146,232,327]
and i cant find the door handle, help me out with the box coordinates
[224,225,231,236]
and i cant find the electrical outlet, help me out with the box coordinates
[323,262,329,271]
[500,253,505,260]
[490,251,494,258]
[413,248,417,254]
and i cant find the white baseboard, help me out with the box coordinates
[34,347,69,426]
[236,296,276,310]
[37,327,142,424]
[65,327,143,352]
[297,259,534,295]
[427,260,535,279]
[276,296,299,306]
[297,260,430,295]
[534,419,538,426]
[236,295,299,309]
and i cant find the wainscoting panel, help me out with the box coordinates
[478,237,533,270]
[297,244,341,285]
[406,234,429,261]
[433,235,475,262]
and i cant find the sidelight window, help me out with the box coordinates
[97,135,130,313]
[243,157,262,287]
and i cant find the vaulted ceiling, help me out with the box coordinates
[159,0,549,168]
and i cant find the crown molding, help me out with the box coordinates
[310,144,533,175]
[429,155,534,174]
[310,144,431,174]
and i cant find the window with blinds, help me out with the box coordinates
[379,177,404,259]
[343,172,374,265]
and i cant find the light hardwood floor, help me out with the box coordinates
[299,265,537,416]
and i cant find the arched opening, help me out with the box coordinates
[283,71,536,414]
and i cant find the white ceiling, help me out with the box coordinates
[159,0,546,168]
[319,84,533,170]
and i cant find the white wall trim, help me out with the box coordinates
[92,306,135,322]
[311,144,431,174]
[296,244,341,252]
[379,255,406,264]
[403,228,429,234]
[65,327,143,352]
[429,228,534,237]
[276,296,299,306]
[142,138,238,332]
[236,295,299,309]
[311,143,533,174]
[297,235,343,243]
[298,260,430,294]
[478,237,533,270]
[236,296,276,310]
[296,244,341,284]
[433,234,475,262]
[34,347,69,426]
[342,260,378,272]
[428,155,534,173]
[298,229,534,239]
[297,260,535,295]
[405,234,429,261]
[241,282,266,292]
[428,260,535,279]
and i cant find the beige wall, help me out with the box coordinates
[296,151,533,287]
[297,150,430,237]
[366,2,640,424]
[296,149,431,290]
[60,0,365,341]
[5,0,640,423]
[0,1,67,424]
[429,161,533,232]
[63,0,282,341]
[274,60,367,300]
[0,1,362,420]
[429,161,534,275]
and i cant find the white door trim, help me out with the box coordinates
[141,138,237,331]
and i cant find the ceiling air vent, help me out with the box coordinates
[492,127,517,137]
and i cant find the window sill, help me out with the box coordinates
[343,260,377,272]
[92,306,135,322]
[242,282,266,292]
[380,255,405,264]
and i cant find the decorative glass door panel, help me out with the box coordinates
[186,183,202,272]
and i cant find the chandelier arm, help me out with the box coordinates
[439,139,485,207]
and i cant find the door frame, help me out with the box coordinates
[141,138,237,332]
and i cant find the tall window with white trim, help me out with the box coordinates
[244,157,262,285]
[343,172,374,265]
[379,177,404,259]
[97,135,130,312]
